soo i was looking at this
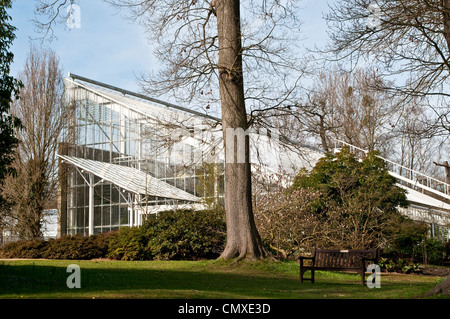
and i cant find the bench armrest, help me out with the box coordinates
[298,256,314,261]
[298,256,315,267]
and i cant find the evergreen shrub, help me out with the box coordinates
[0,209,225,261]
[107,208,226,260]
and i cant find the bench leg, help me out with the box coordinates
[299,263,304,283]
[300,268,314,283]
[300,269,315,283]
[360,268,365,286]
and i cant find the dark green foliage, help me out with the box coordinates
[145,209,226,260]
[446,240,450,262]
[0,209,226,261]
[107,209,226,260]
[44,233,114,260]
[106,226,148,261]
[292,147,408,213]
[379,213,439,267]
[0,233,113,259]
[0,238,47,258]
[291,147,410,250]
[422,238,447,265]
[289,147,447,265]
[382,213,429,260]
[0,1,22,195]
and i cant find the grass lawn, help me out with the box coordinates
[0,259,448,299]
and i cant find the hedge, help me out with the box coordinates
[0,233,113,260]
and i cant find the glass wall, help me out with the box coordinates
[62,77,450,240]
[398,206,450,241]
[63,81,224,236]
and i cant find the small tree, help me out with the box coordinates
[1,47,69,240]
[293,147,409,249]
[254,186,323,258]
[299,67,400,153]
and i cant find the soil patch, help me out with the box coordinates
[421,266,450,277]
[425,275,450,297]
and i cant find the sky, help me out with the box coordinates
[8,0,329,94]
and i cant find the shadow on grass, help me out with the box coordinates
[0,261,442,299]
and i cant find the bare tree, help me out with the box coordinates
[1,47,69,240]
[434,160,450,185]
[391,100,440,173]
[294,67,400,153]
[325,0,450,135]
[34,0,306,260]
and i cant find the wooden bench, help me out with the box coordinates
[298,248,378,285]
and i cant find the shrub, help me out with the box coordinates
[144,209,226,260]
[253,147,436,259]
[445,240,450,262]
[380,213,429,261]
[0,209,225,261]
[107,208,226,261]
[107,227,148,261]
[289,147,409,250]
[0,233,113,260]
[254,187,323,258]
[254,184,420,258]
[44,233,113,260]
[0,239,47,258]
[423,237,446,265]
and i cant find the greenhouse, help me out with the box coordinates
[57,73,322,236]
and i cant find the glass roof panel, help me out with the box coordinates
[58,154,202,202]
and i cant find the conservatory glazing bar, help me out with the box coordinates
[60,74,324,236]
[58,154,202,235]
[58,154,202,202]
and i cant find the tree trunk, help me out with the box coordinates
[442,0,450,53]
[434,161,450,195]
[215,0,268,260]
